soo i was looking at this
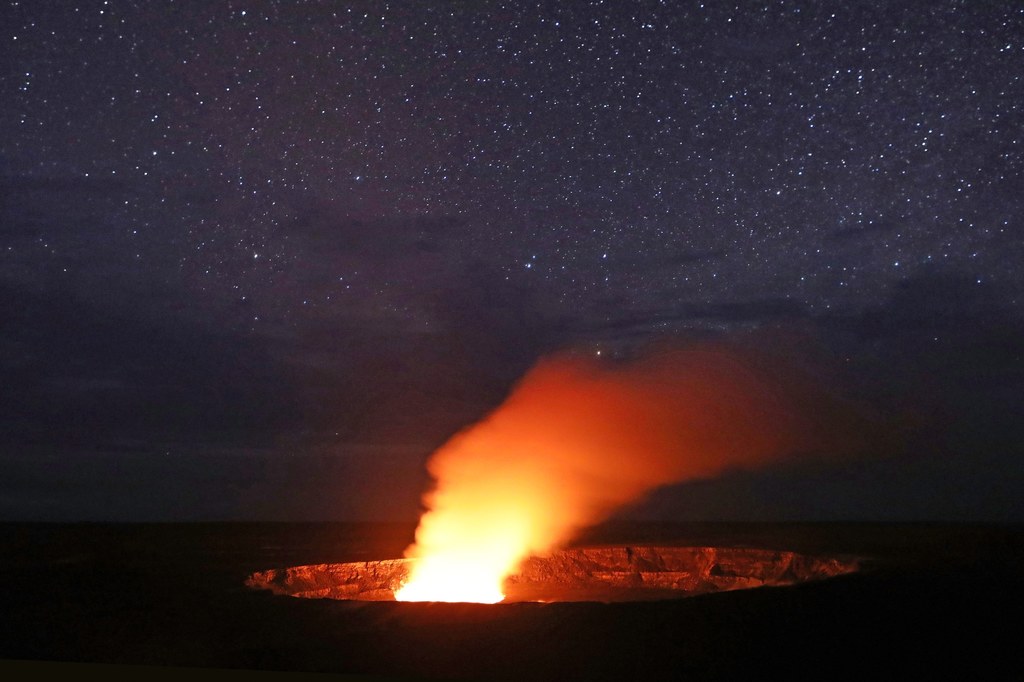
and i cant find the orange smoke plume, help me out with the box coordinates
[395,342,846,603]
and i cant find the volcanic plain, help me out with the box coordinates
[1,521,1021,680]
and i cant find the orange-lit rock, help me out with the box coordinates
[246,546,860,603]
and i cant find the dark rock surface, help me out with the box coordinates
[2,522,1022,680]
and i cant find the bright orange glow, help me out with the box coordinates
[395,344,844,603]
[393,554,507,603]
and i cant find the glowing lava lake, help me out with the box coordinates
[246,545,860,603]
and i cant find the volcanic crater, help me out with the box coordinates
[246,545,861,603]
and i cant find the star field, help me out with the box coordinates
[2,1,1023,521]
[5,0,1022,337]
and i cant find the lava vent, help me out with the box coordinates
[246,546,860,603]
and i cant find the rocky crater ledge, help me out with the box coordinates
[246,546,861,603]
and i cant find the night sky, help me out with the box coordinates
[2,1,1022,522]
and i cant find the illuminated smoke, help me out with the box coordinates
[395,342,848,602]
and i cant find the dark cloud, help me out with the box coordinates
[566,296,806,347]
[684,297,806,322]
[660,249,728,267]
[0,281,302,451]
[619,269,1024,522]
[826,219,898,241]
[0,447,425,522]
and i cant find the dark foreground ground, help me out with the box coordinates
[1,521,1022,681]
